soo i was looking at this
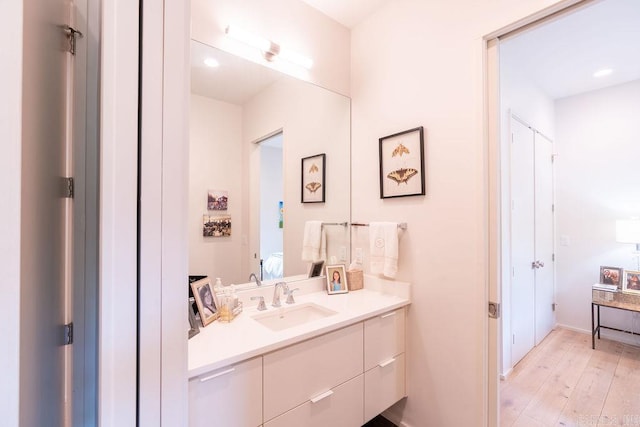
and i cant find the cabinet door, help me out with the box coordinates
[364,353,406,422]
[189,357,262,427]
[265,375,364,427]
[263,323,363,421]
[364,308,405,371]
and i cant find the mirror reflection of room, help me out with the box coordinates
[188,40,351,287]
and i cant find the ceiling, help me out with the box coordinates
[192,0,640,103]
[299,0,389,28]
[191,40,284,105]
[501,0,640,99]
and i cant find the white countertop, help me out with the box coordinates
[188,275,411,378]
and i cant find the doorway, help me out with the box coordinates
[258,132,284,280]
[507,114,555,367]
[486,0,640,424]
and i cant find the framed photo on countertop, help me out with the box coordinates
[325,264,348,295]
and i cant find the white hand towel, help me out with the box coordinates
[302,221,326,262]
[369,222,399,279]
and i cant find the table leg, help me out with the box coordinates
[597,305,601,339]
[592,303,595,349]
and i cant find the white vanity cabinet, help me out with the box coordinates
[188,295,409,427]
[188,356,262,427]
[264,374,364,427]
[263,323,364,425]
[363,308,407,422]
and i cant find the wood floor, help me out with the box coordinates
[500,328,640,426]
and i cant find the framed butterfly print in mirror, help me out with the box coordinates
[379,126,425,199]
[301,153,326,203]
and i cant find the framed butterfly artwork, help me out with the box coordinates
[379,126,425,198]
[301,153,326,203]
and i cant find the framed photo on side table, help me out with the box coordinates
[599,266,622,290]
[190,277,219,326]
[325,264,348,295]
[301,153,326,203]
[623,270,640,294]
[379,126,425,199]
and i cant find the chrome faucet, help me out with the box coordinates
[272,282,289,307]
[248,272,262,287]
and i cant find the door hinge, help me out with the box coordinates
[552,253,555,262]
[64,177,74,198]
[64,322,73,345]
[552,303,557,312]
[552,204,555,212]
[63,25,83,55]
[488,301,501,319]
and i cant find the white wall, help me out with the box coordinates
[555,79,640,342]
[244,77,351,278]
[191,0,351,96]
[499,39,556,376]
[0,2,22,425]
[189,95,245,284]
[350,0,568,425]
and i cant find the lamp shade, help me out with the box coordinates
[616,219,640,243]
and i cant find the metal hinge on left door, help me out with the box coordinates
[63,25,83,55]
[64,177,74,198]
[64,322,73,345]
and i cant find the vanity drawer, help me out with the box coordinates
[364,352,406,422]
[189,356,262,427]
[264,374,364,427]
[364,307,405,371]
[263,322,363,421]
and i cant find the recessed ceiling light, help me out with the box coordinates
[593,68,613,78]
[204,58,219,68]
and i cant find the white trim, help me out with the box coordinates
[484,36,501,427]
[139,0,190,423]
[0,1,23,425]
[99,0,139,425]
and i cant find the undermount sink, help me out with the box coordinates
[252,302,337,332]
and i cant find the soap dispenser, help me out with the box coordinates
[213,277,223,297]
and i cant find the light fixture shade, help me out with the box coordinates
[225,25,313,70]
[616,219,640,243]
[225,26,271,52]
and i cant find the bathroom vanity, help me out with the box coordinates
[188,276,410,426]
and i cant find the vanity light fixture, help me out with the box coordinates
[225,25,313,69]
[593,68,613,78]
[203,57,219,68]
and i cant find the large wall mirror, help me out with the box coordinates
[189,39,351,287]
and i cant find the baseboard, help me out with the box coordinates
[556,323,640,347]
[500,366,513,380]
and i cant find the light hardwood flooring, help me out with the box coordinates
[500,328,640,426]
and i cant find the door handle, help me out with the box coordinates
[531,260,545,269]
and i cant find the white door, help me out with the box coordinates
[510,116,555,365]
[510,118,536,365]
[534,132,555,344]
[21,0,74,425]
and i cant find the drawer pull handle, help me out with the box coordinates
[199,368,235,382]
[381,311,397,319]
[379,357,397,368]
[310,390,334,403]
